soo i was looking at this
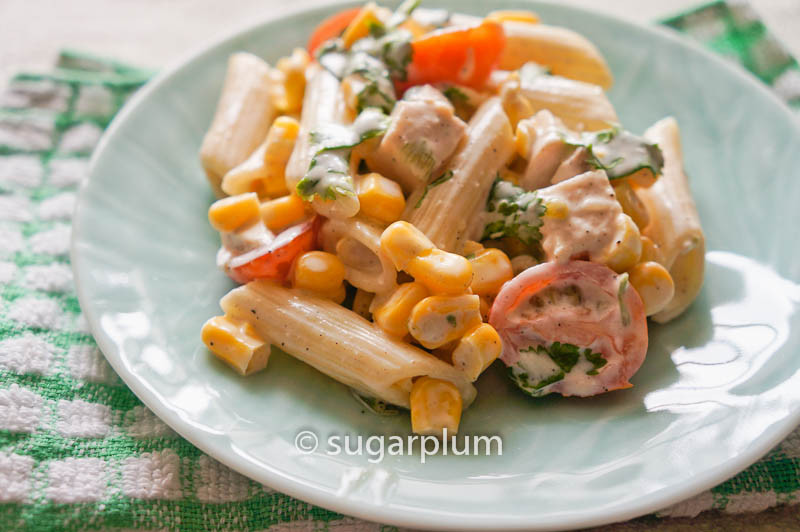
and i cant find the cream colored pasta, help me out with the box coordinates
[404,97,514,253]
[320,216,398,294]
[220,281,477,408]
[284,64,346,190]
[639,117,705,323]
[200,53,277,197]
[504,74,618,132]
[498,22,613,89]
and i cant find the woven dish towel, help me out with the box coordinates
[1,2,799,530]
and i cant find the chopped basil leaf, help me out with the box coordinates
[297,108,390,201]
[584,348,607,376]
[510,341,608,397]
[414,169,454,208]
[350,388,401,416]
[482,179,546,246]
[446,314,457,327]
[565,127,664,180]
[508,366,565,396]
[443,86,469,105]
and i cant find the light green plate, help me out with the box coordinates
[72,1,800,529]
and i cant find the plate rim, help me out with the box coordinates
[71,1,800,530]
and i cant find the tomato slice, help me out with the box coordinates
[227,216,321,284]
[401,21,505,91]
[489,260,647,397]
[307,7,363,56]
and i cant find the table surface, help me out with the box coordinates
[1,1,798,531]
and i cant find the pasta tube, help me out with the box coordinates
[320,216,397,294]
[404,97,514,253]
[639,117,705,323]
[499,22,613,89]
[200,53,277,197]
[506,74,618,132]
[284,64,345,191]
[220,281,477,408]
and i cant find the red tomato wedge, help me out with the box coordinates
[401,21,506,90]
[489,261,647,397]
[307,7,362,56]
[227,216,321,284]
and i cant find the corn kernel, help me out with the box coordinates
[452,324,502,381]
[408,294,482,349]
[263,116,300,193]
[515,118,535,159]
[500,81,534,130]
[220,116,299,198]
[469,248,513,296]
[487,9,540,24]
[543,199,569,220]
[410,376,463,436]
[276,49,309,113]
[603,214,642,274]
[342,3,383,49]
[627,167,658,188]
[628,261,675,316]
[407,249,473,296]
[479,296,491,321]
[498,167,521,185]
[208,192,261,232]
[639,235,663,264]
[260,194,307,232]
[352,288,375,320]
[321,283,347,305]
[201,315,271,375]
[292,251,346,295]
[372,282,429,337]
[462,240,484,257]
[613,181,649,229]
[357,173,406,224]
[380,221,435,271]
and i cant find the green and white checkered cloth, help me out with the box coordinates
[1,3,798,530]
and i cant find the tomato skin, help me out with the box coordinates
[307,7,362,56]
[228,216,321,284]
[401,21,506,91]
[489,260,648,397]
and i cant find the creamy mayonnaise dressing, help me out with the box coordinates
[538,170,626,263]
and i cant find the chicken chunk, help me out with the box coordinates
[366,85,467,194]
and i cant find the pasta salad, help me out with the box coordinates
[199,1,706,436]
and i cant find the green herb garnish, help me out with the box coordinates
[584,348,607,376]
[446,314,457,327]
[414,170,454,208]
[443,86,469,105]
[565,127,664,180]
[482,179,546,246]
[510,341,608,397]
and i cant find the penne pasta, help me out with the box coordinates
[220,281,477,408]
[499,22,614,89]
[284,64,346,191]
[506,74,618,132]
[200,53,277,198]
[404,97,514,253]
[320,216,398,294]
[639,117,705,323]
[199,2,710,421]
